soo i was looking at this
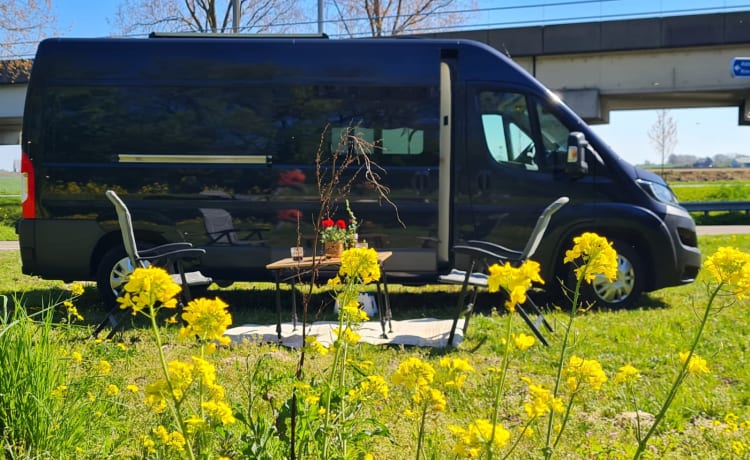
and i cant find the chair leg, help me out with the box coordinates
[91,305,131,340]
[449,261,476,346]
[516,303,549,346]
[461,285,479,337]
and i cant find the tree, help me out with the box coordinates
[329,0,476,37]
[648,109,677,173]
[0,0,56,79]
[113,0,304,35]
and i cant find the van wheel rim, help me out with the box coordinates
[109,256,135,293]
[591,254,635,304]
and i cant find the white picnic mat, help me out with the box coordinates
[224,318,464,348]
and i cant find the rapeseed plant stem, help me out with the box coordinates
[544,268,583,460]
[632,282,720,459]
[488,312,513,460]
[148,307,196,460]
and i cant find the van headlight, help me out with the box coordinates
[637,179,678,204]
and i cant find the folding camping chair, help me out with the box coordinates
[440,197,570,346]
[92,190,212,339]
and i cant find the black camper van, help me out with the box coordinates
[17,35,701,308]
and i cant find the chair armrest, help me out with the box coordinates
[465,240,524,262]
[137,245,206,264]
[139,242,193,256]
[453,244,509,261]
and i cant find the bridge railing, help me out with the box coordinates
[681,201,750,215]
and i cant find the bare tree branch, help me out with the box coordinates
[114,0,304,35]
[0,0,56,78]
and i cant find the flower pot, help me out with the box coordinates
[324,241,344,259]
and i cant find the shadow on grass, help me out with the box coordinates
[1,282,672,341]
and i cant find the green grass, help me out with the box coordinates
[672,180,750,202]
[0,235,749,458]
[0,174,21,196]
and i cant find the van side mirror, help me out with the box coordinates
[566,132,589,176]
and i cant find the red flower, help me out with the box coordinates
[336,219,347,229]
[322,218,334,228]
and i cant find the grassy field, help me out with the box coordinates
[1,234,750,458]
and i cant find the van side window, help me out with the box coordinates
[42,84,438,167]
[478,91,571,172]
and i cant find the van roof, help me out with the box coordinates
[30,36,544,92]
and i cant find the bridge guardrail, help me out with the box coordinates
[681,201,750,215]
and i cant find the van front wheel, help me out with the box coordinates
[96,246,138,309]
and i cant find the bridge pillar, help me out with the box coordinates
[558,88,608,124]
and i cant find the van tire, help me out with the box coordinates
[557,239,644,309]
[96,246,137,309]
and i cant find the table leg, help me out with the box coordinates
[274,271,282,341]
[381,270,393,333]
[291,277,298,331]
[375,282,387,339]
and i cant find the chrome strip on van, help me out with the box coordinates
[438,61,451,264]
[118,154,270,164]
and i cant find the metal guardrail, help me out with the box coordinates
[681,201,750,215]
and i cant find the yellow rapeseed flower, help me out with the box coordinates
[141,435,156,454]
[179,297,232,343]
[564,355,608,391]
[679,351,710,375]
[304,335,329,356]
[97,359,112,375]
[105,384,120,396]
[487,260,543,312]
[524,381,564,418]
[613,364,641,384]
[202,399,236,425]
[703,246,750,300]
[349,375,390,402]
[70,282,85,296]
[513,332,536,351]
[413,386,446,412]
[167,360,196,400]
[392,357,435,391]
[71,351,83,363]
[117,266,181,313]
[51,385,68,398]
[564,232,618,284]
[191,356,217,387]
[338,247,381,284]
[449,418,511,458]
[63,300,84,321]
[438,357,475,389]
[334,326,362,345]
[340,298,370,323]
[126,384,139,393]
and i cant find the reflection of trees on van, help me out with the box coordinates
[41,62,441,247]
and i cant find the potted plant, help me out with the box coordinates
[320,202,358,258]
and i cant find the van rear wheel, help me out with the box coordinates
[96,246,138,309]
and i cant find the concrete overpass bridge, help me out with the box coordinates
[1,10,750,146]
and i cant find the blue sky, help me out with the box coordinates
[1,0,747,170]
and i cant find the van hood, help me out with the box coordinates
[634,165,668,185]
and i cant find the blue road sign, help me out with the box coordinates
[731,57,750,77]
